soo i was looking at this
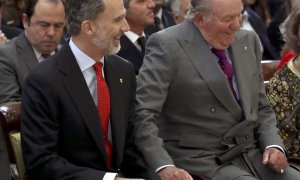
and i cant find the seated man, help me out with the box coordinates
[21,0,147,179]
[133,0,300,179]
[0,0,65,103]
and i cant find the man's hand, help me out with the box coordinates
[0,30,8,44]
[157,166,193,180]
[262,147,288,173]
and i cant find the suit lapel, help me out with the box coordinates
[178,20,242,120]
[15,32,39,70]
[57,45,108,166]
[119,35,143,72]
[229,32,254,119]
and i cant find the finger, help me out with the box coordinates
[262,149,270,164]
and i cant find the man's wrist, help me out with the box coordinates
[265,145,285,155]
[155,165,175,173]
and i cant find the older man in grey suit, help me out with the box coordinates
[0,0,65,103]
[134,0,300,179]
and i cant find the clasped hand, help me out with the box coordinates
[157,166,193,180]
[263,147,288,174]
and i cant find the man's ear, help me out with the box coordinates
[22,13,29,29]
[82,20,96,35]
[194,12,205,26]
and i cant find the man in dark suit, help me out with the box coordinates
[144,0,176,36]
[133,0,300,179]
[242,5,279,60]
[117,0,155,74]
[0,123,10,180]
[0,0,65,103]
[21,0,144,179]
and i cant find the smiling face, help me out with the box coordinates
[196,0,243,50]
[22,0,65,54]
[91,0,130,55]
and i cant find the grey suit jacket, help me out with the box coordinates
[134,19,287,178]
[0,32,38,104]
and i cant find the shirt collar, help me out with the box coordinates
[124,31,146,44]
[156,8,163,20]
[69,38,104,72]
[32,47,55,62]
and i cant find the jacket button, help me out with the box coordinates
[210,107,215,113]
[245,134,249,139]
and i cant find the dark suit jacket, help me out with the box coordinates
[1,25,23,40]
[144,8,176,36]
[245,6,279,60]
[0,123,10,180]
[0,32,39,104]
[267,4,288,53]
[21,44,137,179]
[117,35,144,75]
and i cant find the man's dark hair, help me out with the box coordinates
[64,0,106,36]
[24,0,63,20]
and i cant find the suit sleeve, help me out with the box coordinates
[134,33,175,170]
[251,32,285,151]
[0,50,22,103]
[21,69,106,180]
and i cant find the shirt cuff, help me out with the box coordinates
[103,172,118,180]
[155,165,175,173]
[266,145,285,155]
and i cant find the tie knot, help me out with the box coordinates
[137,36,146,48]
[41,54,51,59]
[93,62,103,73]
[211,48,227,61]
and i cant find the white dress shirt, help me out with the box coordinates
[69,38,117,180]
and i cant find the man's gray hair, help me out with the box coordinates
[64,0,106,36]
[187,0,211,18]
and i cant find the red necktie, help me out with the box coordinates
[211,48,237,99]
[93,62,112,168]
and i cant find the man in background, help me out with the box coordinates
[0,0,65,104]
[117,0,155,75]
[170,0,190,24]
[144,0,175,35]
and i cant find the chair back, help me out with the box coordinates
[261,60,280,81]
[0,102,23,179]
[0,102,21,162]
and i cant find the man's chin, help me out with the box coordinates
[107,44,121,55]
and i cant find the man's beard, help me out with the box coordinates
[92,25,121,55]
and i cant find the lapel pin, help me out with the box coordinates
[120,78,123,83]
[244,46,248,51]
